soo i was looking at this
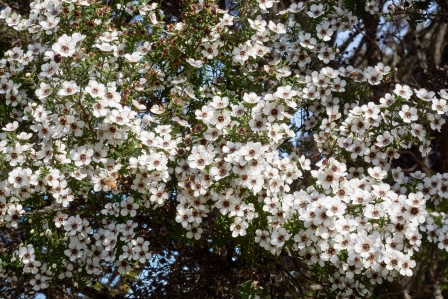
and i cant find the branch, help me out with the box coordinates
[399,150,434,175]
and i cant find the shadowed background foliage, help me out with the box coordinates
[1,0,448,298]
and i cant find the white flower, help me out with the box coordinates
[212,110,231,130]
[210,96,229,109]
[186,223,203,240]
[415,88,435,101]
[120,196,139,217]
[85,80,106,98]
[150,104,165,114]
[353,231,379,258]
[379,93,395,107]
[375,62,390,74]
[365,67,383,85]
[64,216,83,235]
[102,89,121,105]
[40,15,60,32]
[275,85,297,100]
[132,245,152,263]
[410,123,425,140]
[54,212,67,228]
[399,105,418,123]
[188,145,215,170]
[394,84,413,99]
[57,81,79,96]
[270,227,290,247]
[230,217,248,237]
[318,47,335,64]
[246,176,264,194]
[5,143,25,166]
[251,43,269,57]
[438,232,448,251]
[313,169,338,190]
[431,98,448,114]
[376,132,394,147]
[0,6,12,19]
[428,114,445,131]
[240,142,263,162]
[5,12,21,26]
[113,44,126,57]
[18,245,35,264]
[39,62,60,77]
[257,0,276,10]
[243,92,261,104]
[316,22,333,41]
[365,1,379,15]
[23,260,41,274]
[232,44,251,63]
[186,58,204,68]
[2,121,18,131]
[364,203,385,219]
[64,241,84,261]
[288,2,304,13]
[0,77,13,94]
[439,89,448,99]
[8,167,32,188]
[125,52,143,62]
[248,114,267,132]
[299,32,317,49]
[398,255,416,277]
[298,156,311,170]
[91,100,109,118]
[195,106,215,124]
[35,82,52,99]
[30,274,48,291]
[71,32,86,44]
[263,103,284,122]
[52,34,76,57]
[268,21,286,34]
[70,146,94,167]
[176,207,193,227]
[307,3,324,18]
[201,42,219,59]
[6,204,24,228]
[95,42,116,52]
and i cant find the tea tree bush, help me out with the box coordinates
[0,0,447,298]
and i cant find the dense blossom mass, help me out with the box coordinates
[0,0,446,297]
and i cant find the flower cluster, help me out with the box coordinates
[0,0,447,297]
